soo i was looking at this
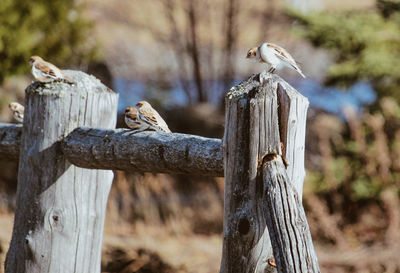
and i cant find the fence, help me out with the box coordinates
[0,70,320,273]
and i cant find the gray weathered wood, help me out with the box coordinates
[277,82,309,197]
[220,72,280,273]
[0,125,223,177]
[262,155,320,273]
[5,71,119,273]
[62,127,223,176]
[0,123,22,160]
[220,72,319,273]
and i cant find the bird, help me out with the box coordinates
[135,101,171,132]
[124,101,171,133]
[246,42,306,78]
[29,56,75,84]
[9,102,24,123]
[124,106,147,131]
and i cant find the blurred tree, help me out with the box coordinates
[377,0,400,17]
[287,0,400,105]
[221,0,239,98]
[289,1,400,250]
[130,0,243,105]
[185,1,206,102]
[305,99,400,245]
[0,0,97,84]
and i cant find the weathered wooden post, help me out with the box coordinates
[220,72,320,272]
[5,71,118,273]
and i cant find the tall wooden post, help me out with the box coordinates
[220,72,320,272]
[5,71,119,273]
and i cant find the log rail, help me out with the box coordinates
[0,125,223,176]
[1,70,320,273]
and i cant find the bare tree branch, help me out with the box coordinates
[185,0,206,102]
[159,0,194,103]
[222,0,239,95]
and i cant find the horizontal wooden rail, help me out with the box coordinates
[0,123,22,160]
[62,127,223,176]
[0,124,223,176]
[3,71,320,273]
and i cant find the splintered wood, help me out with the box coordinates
[5,71,119,273]
[220,72,320,273]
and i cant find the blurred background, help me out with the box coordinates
[1,0,400,272]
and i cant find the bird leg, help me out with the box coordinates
[130,128,147,134]
[268,67,276,73]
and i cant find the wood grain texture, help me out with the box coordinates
[0,125,223,177]
[5,71,118,273]
[220,72,319,273]
[0,123,22,160]
[220,72,280,273]
[277,82,309,197]
[262,156,320,273]
[62,127,223,176]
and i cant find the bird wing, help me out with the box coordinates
[35,62,58,78]
[267,43,305,77]
[139,108,159,126]
[139,107,171,132]
[266,43,299,68]
[153,113,171,132]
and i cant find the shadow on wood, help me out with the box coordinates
[0,126,223,177]
[5,71,119,273]
[62,128,223,176]
[220,72,320,273]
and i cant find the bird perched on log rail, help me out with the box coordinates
[125,101,171,133]
[9,102,24,123]
[246,42,305,78]
[29,56,75,84]
[124,106,145,131]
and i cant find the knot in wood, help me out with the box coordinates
[45,208,65,232]
[238,217,250,235]
[259,153,278,169]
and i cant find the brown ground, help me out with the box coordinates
[1,211,400,273]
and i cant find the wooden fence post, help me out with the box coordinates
[220,72,320,273]
[5,71,118,273]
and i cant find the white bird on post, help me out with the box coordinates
[246,42,306,78]
[29,55,75,84]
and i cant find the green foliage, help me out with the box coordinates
[289,1,400,202]
[0,0,97,83]
[305,98,400,202]
[287,2,400,103]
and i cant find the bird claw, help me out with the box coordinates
[131,128,147,134]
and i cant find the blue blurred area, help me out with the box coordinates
[114,77,376,115]
[292,79,376,115]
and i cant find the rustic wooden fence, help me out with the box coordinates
[0,70,320,273]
